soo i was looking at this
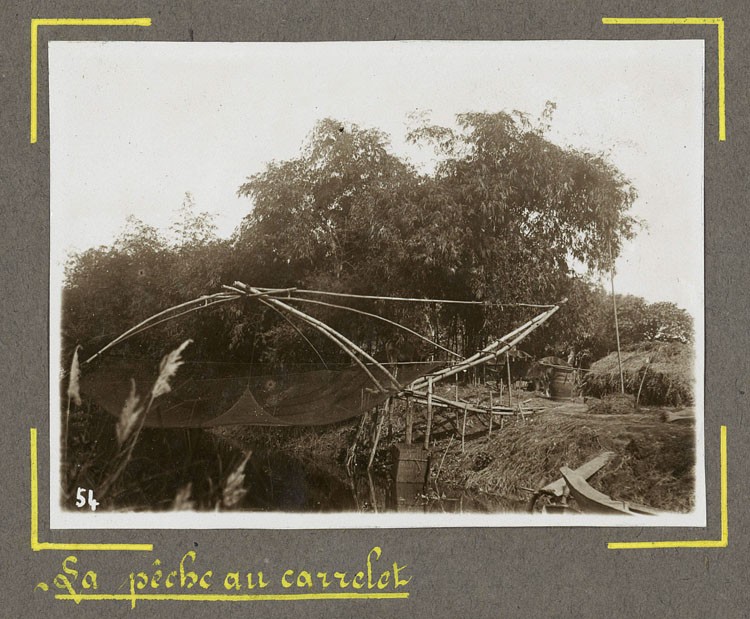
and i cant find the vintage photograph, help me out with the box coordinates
[49,40,704,528]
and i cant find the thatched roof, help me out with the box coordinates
[583,341,694,406]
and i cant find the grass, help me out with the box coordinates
[62,341,252,511]
[420,397,695,512]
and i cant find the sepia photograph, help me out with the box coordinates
[49,40,704,528]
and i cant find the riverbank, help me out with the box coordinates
[221,384,696,513]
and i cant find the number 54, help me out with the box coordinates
[75,487,100,512]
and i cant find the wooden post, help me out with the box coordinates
[488,390,493,437]
[461,403,468,453]
[405,397,413,445]
[506,352,513,407]
[346,408,370,474]
[424,377,434,449]
[369,402,387,470]
[608,238,625,394]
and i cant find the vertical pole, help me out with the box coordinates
[369,402,386,470]
[424,377,433,449]
[488,390,493,437]
[405,397,413,445]
[506,352,513,407]
[608,238,625,394]
[461,404,468,453]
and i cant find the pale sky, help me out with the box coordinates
[48,40,704,318]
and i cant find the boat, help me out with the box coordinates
[560,466,660,515]
[527,451,613,512]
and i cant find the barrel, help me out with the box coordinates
[549,366,576,400]
[391,443,430,484]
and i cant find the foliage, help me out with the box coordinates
[61,109,688,371]
[63,198,234,362]
[229,110,640,359]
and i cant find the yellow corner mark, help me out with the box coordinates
[608,425,727,549]
[55,593,410,603]
[602,17,726,142]
[30,17,152,144]
[30,428,153,552]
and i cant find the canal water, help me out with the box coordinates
[234,447,524,514]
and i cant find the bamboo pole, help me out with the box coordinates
[461,403,468,453]
[366,471,379,514]
[408,302,565,391]
[424,377,434,449]
[84,292,241,363]
[636,357,651,408]
[405,390,515,414]
[259,299,330,368]
[506,352,513,407]
[607,239,625,394]
[235,282,401,392]
[257,286,556,309]
[488,390,493,437]
[346,409,370,474]
[368,402,387,470]
[284,296,461,359]
[405,397,413,445]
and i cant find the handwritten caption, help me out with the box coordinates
[36,546,412,608]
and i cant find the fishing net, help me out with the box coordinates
[80,357,441,428]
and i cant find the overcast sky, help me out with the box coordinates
[49,40,704,317]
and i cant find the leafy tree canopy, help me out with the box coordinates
[63,108,689,369]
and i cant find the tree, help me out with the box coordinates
[642,301,694,343]
[170,192,219,248]
[230,111,640,358]
[62,204,234,361]
[403,109,639,351]
[65,108,642,369]
[234,118,416,288]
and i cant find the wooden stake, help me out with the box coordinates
[405,397,413,445]
[347,409,370,474]
[366,471,378,514]
[369,403,387,470]
[506,352,513,407]
[424,377,434,449]
[488,391,493,437]
[607,239,625,394]
[461,403,468,453]
[636,357,651,408]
